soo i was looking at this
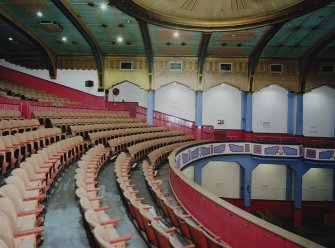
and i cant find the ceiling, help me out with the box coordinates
[0,0,334,69]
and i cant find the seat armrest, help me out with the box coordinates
[110,235,132,244]
[14,226,45,238]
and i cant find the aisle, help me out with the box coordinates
[98,160,148,248]
[41,161,90,248]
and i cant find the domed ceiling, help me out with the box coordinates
[111,0,325,30]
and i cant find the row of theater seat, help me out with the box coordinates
[115,152,195,248]
[51,117,140,130]
[0,135,86,247]
[75,145,132,247]
[0,119,42,136]
[0,128,64,175]
[147,141,199,169]
[127,135,194,161]
[33,111,128,121]
[144,147,227,248]
[0,110,22,120]
[89,126,168,146]
[109,131,185,155]
[70,122,148,138]
[0,80,81,106]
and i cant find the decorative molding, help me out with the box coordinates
[174,141,335,170]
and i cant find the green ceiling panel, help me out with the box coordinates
[0,0,91,54]
[262,2,335,58]
[207,27,266,57]
[148,24,201,57]
[69,0,145,55]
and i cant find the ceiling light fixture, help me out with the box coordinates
[100,2,108,10]
[62,36,67,42]
[37,11,43,17]
[8,37,13,41]
[126,19,131,24]
[173,31,179,38]
[117,36,123,43]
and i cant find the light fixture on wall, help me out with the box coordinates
[37,11,43,17]
[173,31,179,38]
[62,36,67,42]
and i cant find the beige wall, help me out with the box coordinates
[203,58,249,91]
[302,168,333,201]
[182,166,194,181]
[253,59,300,92]
[104,56,149,89]
[153,57,198,90]
[251,164,287,200]
[201,161,241,198]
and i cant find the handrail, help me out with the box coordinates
[169,142,328,248]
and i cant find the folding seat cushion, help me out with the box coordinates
[5,176,44,201]
[0,185,43,215]
[79,196,107,213]
[150,221,182,248]
[0,139,8,175]
[85,209,120,230]
[19,162,48,189]
[24,132,36,154]
[14,133,30,157]
[93,225,132,248]
[0,136,19,170]
[75,186,100,200]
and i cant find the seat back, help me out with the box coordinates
[0,212,14,248]
[84,209,101,229]
[5,176,26,198]
[0,198,18,231]
[93,225,111,248]
[0,238,9,248]
[79,196,94,212]
[0,184,23,212]
[151,221,172,248]
[11,168,30,187]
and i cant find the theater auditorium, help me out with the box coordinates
[0,0,334,247]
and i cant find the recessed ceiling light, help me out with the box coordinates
[100,2,108,10]
[8,37,13,41]
[62,36,67,42]
[173,31,179,38]
[126,20,131,24]
[231,34,237,37]
[37,11,43,17]
[117,36,123,43]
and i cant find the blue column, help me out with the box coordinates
[294,171,303,209]
[147,90,155,126]
[195,91,203,127]
[286,167,293,200]
[243,167,252,208]
[241,91,247,130]
[246,93,253,132]
[287,91,294,135]
[296,94,303,136]
[240,168,245,199]
[193,160,208,186]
